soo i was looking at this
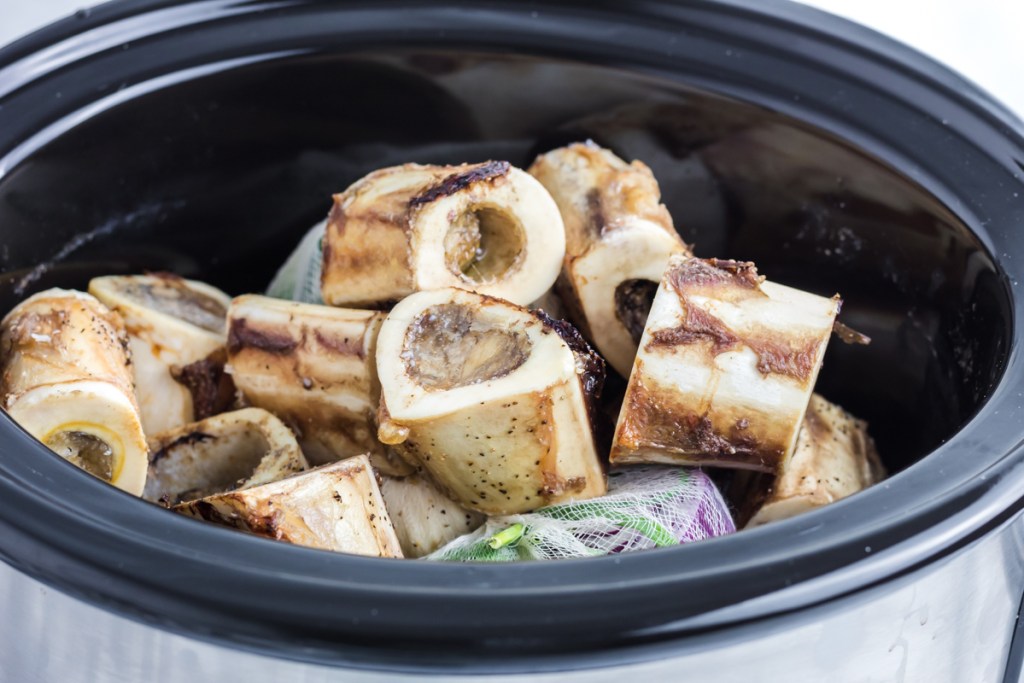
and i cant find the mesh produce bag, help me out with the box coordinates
[266,220,325,304]
[426,466,735,562]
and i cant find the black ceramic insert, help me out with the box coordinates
[0,0,1022,673]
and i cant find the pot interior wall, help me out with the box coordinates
[0,51,1009,474]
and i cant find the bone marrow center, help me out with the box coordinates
[443,206,526,283]
[45,428,117,481]
[118,281,226,332]
[402,303,532,390]
[615,279,659,345]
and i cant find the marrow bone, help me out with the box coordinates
[89,274,231,434]
[0,289,148,494]
[376,287,607,515]
[611,255,840,473]
[528,142,690,377]
[175,455,404,558]
[320,162,565,308]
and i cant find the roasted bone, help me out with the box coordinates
[528,142,691,377]
[611,256,840,473]
[175,455,404,558]
[89,274,230,434]
[733,394,886,527]
[0,289,148,494]
[320,162,565,308]
[376,287,606,515]
[144,407,308,505]
[226,294,411,475]
[379,473,486,558]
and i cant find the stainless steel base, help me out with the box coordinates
[3,513,1022,683]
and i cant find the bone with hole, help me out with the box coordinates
[89,274,231,434]
[320,162,565,308]
[375,287,606,515]
[528,142,691,378]
[0,289,149,494]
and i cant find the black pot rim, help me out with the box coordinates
[1,0,1023,673]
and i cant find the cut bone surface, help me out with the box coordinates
[0,288,148,494]
[738,394,886,527]
[376,287,606,515]
[379,473,485,558]
[226,294,411,475]
[611,256,840,473]
[144,407,308,505]
[529,142,690,377]
[320,161,565,308]
[175,455,404,558]
[89,274,230,435]
[401,302,532,390]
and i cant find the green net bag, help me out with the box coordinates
[426,466,735,562]
[265,220,325,304]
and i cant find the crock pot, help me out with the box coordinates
[1,1,1023,681]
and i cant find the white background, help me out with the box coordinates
[1,0,1022,119]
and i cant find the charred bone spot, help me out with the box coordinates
[615,379,777,471]
[227,318,297,355]
[149,431,214,464]
[532,309,605,401]
[647,304,739,352]
[665,258,764,295]
[171,348,236,420]
[402,303,531,390]
[410,160,511,207]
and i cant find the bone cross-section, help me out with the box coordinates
[732,394,886,527]
[320,161,565,308]
[175,455,403,558]
[375,287,606,515]
[0,288,149,494]
[89,274,231,435]
[611,255,840,473]
[528,142,691,377]
[226,294,411,475]
[144,407,308,505]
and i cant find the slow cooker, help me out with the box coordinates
[1,1,1023,681]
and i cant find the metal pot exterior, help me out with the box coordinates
[4,511,1022,682]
